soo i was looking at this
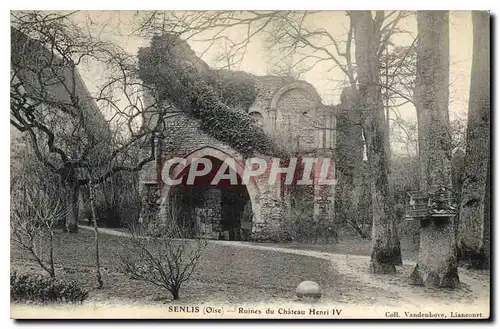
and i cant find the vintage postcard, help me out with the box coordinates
[9,9,490,320]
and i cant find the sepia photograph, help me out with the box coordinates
[8,7,491,320]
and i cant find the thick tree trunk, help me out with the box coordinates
[457,11,490,269]
[336,87,365,238]
[171,287,180,300]
[350,11,401,274]
[411,11,459,288]
[482,160,490,269]
[383,47,392,162]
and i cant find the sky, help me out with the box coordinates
[70,10,474,155]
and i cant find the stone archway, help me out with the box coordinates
[159,146,262,239]
[268,82,323,152]
[269,81,322,112]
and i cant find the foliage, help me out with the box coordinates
[10,271,88,303]
[83,172,141,228]
[206,69,257,111]
[451,149,466,193]
[389,153,465,212]
[282,194,315,242]
[262,191,337,244]
[389,156,419,205]
[333,89,371,239]
[137,34,287,158]
[335,107,363,180]
[250,226,293,243]
[335,183,371,239]
[119,217,206,300]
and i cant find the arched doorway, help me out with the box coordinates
[160,147,260,241]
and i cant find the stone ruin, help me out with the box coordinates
[137,38,339,241]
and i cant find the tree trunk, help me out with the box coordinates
[65,178,79,233]
[89,177,103,289]
[410,11,459,288]
[482,160,490,269]
[350,11,401,274]
[383,46,392,162]
[48,230,55,278]
[171,287,180,300]
[336,87,365,238]
[457,11,490,269]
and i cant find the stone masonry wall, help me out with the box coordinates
[139,77,336,239]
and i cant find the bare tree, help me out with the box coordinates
[11,170,72,278]
[458,11,490,269]
[135,11,280,65]
[349,11,402,273]
[266,55,308,80]
[10,11,171,232]
[119,213,206,301]
[212,39,240,70]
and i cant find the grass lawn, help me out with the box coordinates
[11,229,395,306]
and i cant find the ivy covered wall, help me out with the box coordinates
[137,34,288,158]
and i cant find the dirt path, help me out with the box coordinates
[210,239,489,308]
[80,225,489,309]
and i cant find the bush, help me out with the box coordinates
[282,195,320,243]
[81,172,142,228]
[119,219,206,300]
[250,226,293,243]
[282,215,316,242]
[10,271,88,303]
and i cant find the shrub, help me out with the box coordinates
[250,226,293,243]
[119,219,206,300]
[10,271,88,303]
[10,177,72,278]
[83,172,141,228]
[282,195,318,243]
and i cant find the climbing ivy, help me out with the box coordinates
[138,35,287,158]
[206,69,257,111]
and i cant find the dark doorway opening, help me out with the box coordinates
[169,156,252,240]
